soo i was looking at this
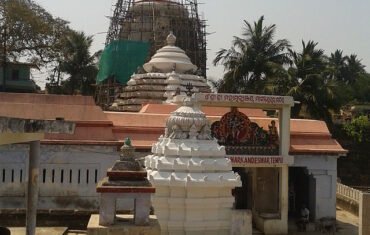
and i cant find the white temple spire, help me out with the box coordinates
[145,95,241,234]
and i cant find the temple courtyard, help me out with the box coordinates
[4,208,358,235]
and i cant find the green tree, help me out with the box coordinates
[47,31,98,95]
[328,49,347,81]
[213,16,290,93]
[351,73,370,103]
[344,54,366,84]
[0,0,70,65]
[286,41,340,125]
[328,50,365,85]
[343,115,370,143]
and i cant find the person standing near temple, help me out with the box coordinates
[297,204,310,231]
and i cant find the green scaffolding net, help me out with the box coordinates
[96,40,150,84]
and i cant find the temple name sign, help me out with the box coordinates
[228,155,285,167]
[193,93,294,108]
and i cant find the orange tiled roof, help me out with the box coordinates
[0,93,107,121]
[0,93,346,155]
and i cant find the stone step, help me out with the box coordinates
[9,227,67,235]
[252,228,264,234]
[288,222,317,232]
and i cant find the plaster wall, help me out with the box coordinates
[293,155,338,220]
[0,144,119,211]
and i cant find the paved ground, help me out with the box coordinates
[335,207,358,235]
[9,227,67,235]
[287,207,358,235]
[66,230,87,235]
[8,207,359,235]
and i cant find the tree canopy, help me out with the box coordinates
[46,31,98,95]
[214,16,368,125]
[285,40,339,124]
[213,16,291,94]
[0,0,70,65]
[0,0,99,95]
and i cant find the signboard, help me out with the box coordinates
[194,93,294,107]
[227,155,285,167]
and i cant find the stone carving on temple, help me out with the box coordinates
[211,107,279,155]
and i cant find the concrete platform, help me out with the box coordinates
[9,227,67,235]
[87,214,160,235]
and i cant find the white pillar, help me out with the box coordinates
[280,165,289,234]
[26,141,40,235]
[99,194,116,225]
[134,195,151,225]
[279,106,291,157]
[278,106,290,234]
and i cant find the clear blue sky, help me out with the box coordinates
[35,0,370,84]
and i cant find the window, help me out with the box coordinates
[11,70,20,80]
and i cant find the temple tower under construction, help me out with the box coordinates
[96,0,207,108]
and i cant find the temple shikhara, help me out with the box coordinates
[145,89,241,234]
[95,0,206,108]
[110,33,210,112]
[0,2,349,234]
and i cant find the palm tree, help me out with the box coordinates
[328,49,347,81]
[287,40,340,125]
[344,54,366,84]
[59,31,98,95]
[289,40,327,79]
[213,16,290,94]
[328,51,365,84]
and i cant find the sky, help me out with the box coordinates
[34,0,370,86]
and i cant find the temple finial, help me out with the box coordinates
[167,32,176,46]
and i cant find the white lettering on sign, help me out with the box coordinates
[199,93,287,105]
[228,156,284,166]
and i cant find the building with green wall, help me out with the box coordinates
[0,62,38,92]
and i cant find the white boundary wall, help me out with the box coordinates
[0,144,119,211]
[337,183,361,203]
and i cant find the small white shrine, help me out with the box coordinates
[145,86,242,235]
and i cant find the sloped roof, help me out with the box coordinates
[0,92,346,155]
[0,93,115,142]
[0,93,107,121]
[106,105,346,155]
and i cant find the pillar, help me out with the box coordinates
[99,193,116,225]
[278,106,290,234]
[26,141,40,235]
[279,106,291,157]
[134,195,151,225]
[360,193,370,235]
[279,165,289,234]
